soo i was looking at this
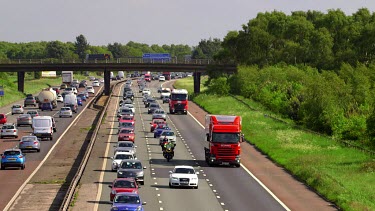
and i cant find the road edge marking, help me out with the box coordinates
[3,86,103,211]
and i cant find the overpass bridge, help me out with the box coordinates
[0,58,237,95]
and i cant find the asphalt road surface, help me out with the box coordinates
[95,80,286,211]
[0,82,102,211]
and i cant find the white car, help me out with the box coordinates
[72,87,78,95]
[111,152,136,171]
[122,104,135,113]
[86,86,95,94]
[159,130,176,146]
[56,94,64,103]
[169,166,199,189]
[159,76,165,81]
[92,81,100,87]
[142,88,151,96]
[160,88,171,99]
[11,104,24,115]
[59,107,72,118]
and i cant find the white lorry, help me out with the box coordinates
[38,88,57,108]
[62,71,73,84]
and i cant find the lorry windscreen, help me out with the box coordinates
[212,133,240,143]
[171,94,187,101]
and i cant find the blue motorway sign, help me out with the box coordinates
[142,53,171,62]
[0,86,4,96]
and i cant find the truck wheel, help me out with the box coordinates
[235,163,241,168]
[50,137,53,141]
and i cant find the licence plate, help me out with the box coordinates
[6,130,11,132]
[180,181,189,184]
[222,162,230,165]
[8,158,16,161]
[27,146,32,148]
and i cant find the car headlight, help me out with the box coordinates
[171,177,178,180]
[112,162,118,166]
[136,205,142,211]
[111,206,119,211]
[111,190,117,194]
[118,171,123,174]
[137,171,144,177]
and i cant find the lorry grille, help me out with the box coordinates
[217,148,237,160]
[174,103,185,110]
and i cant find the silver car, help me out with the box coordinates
[117,159,146,185]
[11,104,24,115]
[19,136,40,152]
[0,123,18,139]
[114,141,137,155]
[26,110,39,118]
[17,114,32,127]
[152,109,167,121]
[59,107,73,118]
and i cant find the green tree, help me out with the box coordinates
[46,41,68,59]
[75,34,89,59]
[192,38,222,59]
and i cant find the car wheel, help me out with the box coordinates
[140,181,144,185]
[15,136,18,138]
[59,116,62,118]
[17,124,20,127]
[50,137,53,141]
[0,165,4,170]
[169,182,172,188]
[0,136,2,139]
[194,186,198,189]
[11,113,13,115]
[154,134,156,138]
[37,149,40,152]
[21,164,25,170]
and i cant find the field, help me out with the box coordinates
[175,77,375,211]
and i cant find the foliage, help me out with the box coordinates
[75,34,89,59]
[192,38,222,59]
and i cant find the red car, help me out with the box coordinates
[150,118,165,132]
[0,114,7,124]
[108,178,139,201]
[118,128,135,142]
[118,114,135,123]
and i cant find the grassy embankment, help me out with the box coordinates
[175,77,375,211]
[0,73,89,107]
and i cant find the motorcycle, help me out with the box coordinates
[164,147,174,162]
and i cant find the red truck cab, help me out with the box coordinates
[144,73,151,82]
[169,89,188,114]
[204,115,243,167]
[162,72,171,80]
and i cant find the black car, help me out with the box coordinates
[162,95,170,104]
[145,98,156,107]
[79,82,86,88]
[148,103,160,114]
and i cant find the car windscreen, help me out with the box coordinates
[121,161,142,169]
[115,154,133,160]
[33,119,51,127]
[2,125,14,129]
[114,195,140,204]
[212,132,240,143]
[150,104,159,108]
[162,90,170,93]
[119,142,134,147]
[21,137,37,142]
[171,94,188,101]
[120,123,133,127]
[120,129,133,134]
[155,110,165,114]
[4,151,21,156]
[121,116,133,120]
[162,131,174,136]
[174,168,195,174]
[13,105,21,108]
[114,180,136,188]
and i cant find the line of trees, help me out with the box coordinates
[0,35,192,60]
[202,8,375,147]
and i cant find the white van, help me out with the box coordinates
[64,93,78,113]
[118,71,125,78]
[32,116,54,140]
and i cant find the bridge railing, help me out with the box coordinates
[0,58,227,65]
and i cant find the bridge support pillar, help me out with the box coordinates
[104,69,110,96]
[17,71,25,93]
[193,72,201,94]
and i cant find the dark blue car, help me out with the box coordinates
[40,102,53,111]
[153,124,171,138]
[77,97,83,106]
[111,192,145,211]
[1,149,26,170]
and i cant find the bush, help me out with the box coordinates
[207,77,230,95]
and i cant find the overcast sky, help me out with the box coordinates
[1,0,375,46]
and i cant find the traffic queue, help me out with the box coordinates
[109,76,199,211]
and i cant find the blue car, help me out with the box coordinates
[1,149,26,170]
[77,94,87,101]
[111,192,145,211]
[153,124,171,138]
[77,97,83,106]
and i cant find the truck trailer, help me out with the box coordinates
[204,115,244,167]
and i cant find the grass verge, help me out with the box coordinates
[176,77,375,211]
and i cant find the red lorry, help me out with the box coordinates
[162,72,171,80]
[204,115,243,167]
[144,73,151,82]
[169,89,188,114]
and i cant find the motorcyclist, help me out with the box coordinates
[162,137,174,157]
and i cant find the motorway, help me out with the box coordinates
[0,81,103,210]
[94,80,286,211]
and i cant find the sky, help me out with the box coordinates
[1,0,375,46]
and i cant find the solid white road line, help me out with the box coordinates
[162,80,291,211]
[4,86,103,211]
[94,83,124,211]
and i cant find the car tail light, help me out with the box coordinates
[13,130,16,132]
[19,155,23,158]
[34,141,38,144]
[1,155,5,159]
[19,141,23,144]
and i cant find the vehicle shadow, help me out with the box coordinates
[87,200,112,205]
[98,156,112,160]
[94,181,112,185]
[150,184,169,189]
[93,169,114,173]
[149,158,199,166]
